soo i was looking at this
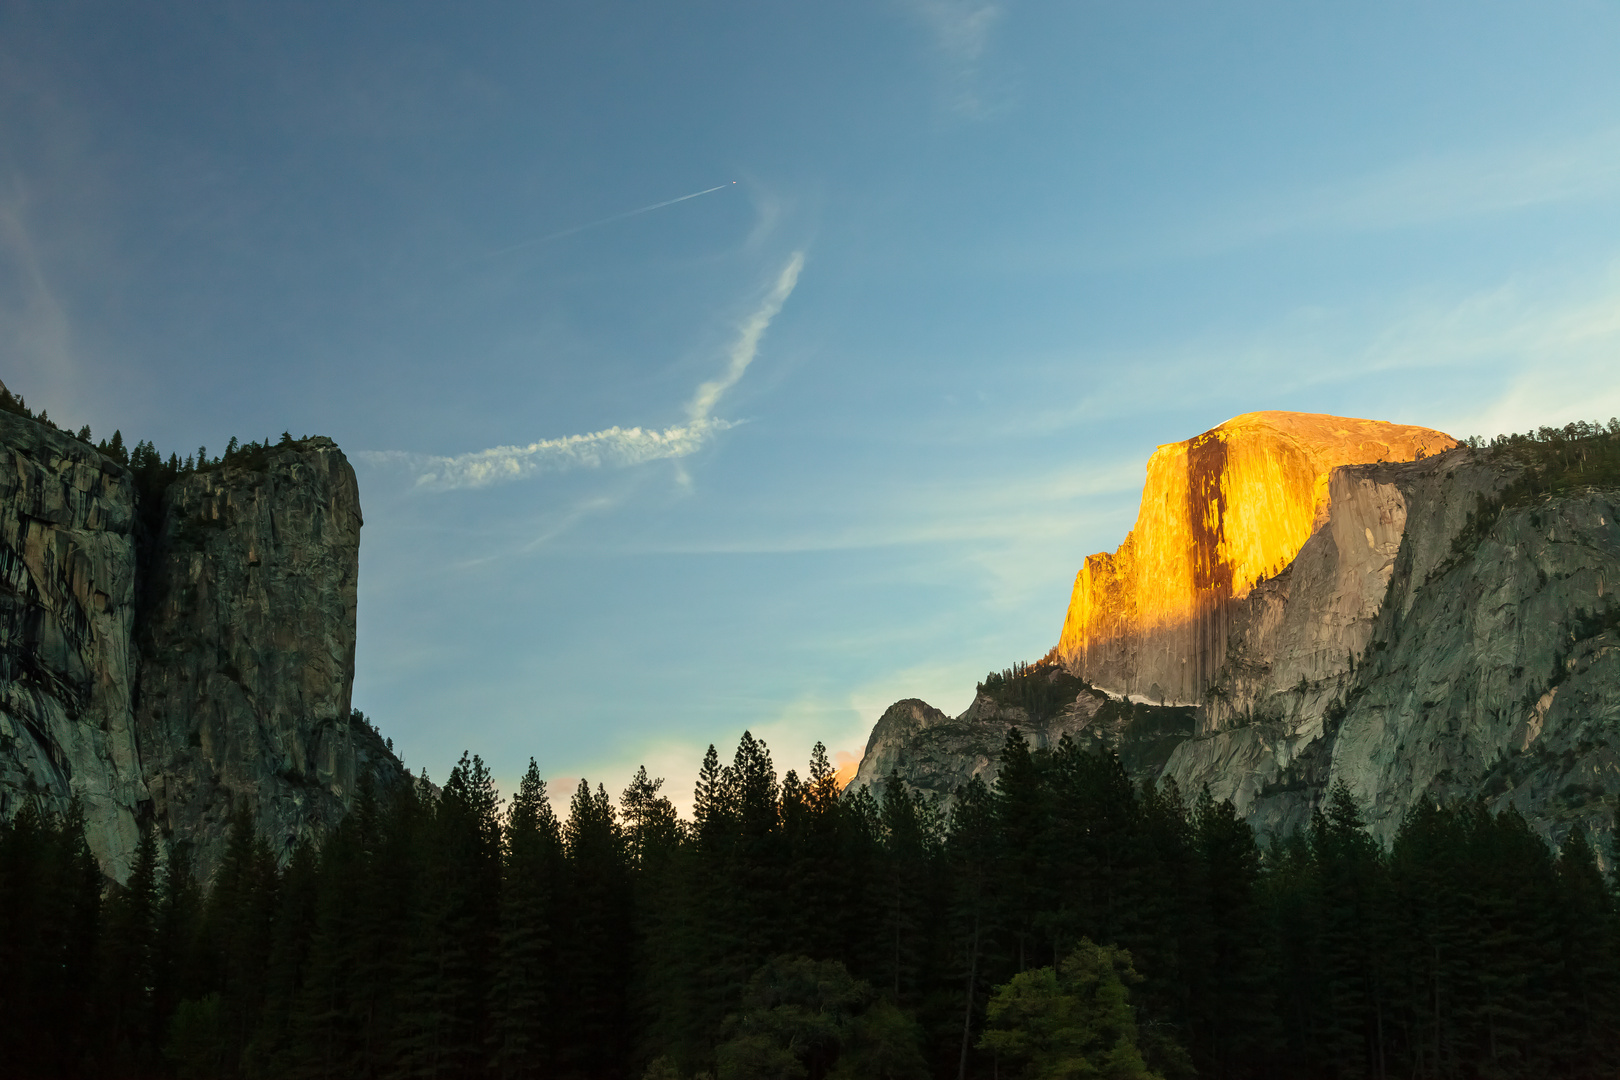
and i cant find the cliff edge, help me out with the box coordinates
[1057,412,1455,704]
[0,408,400,881]
[856,415,1620,855]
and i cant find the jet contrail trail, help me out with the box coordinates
[483,181,736,259]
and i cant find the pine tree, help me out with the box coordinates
[558,778,632,1078]
[877,772,941,1008]
[402,754,502,1077]
[101,824,161,1073]
[0,800,103,1076]
[945,776,999,1080]
[1307,780,1386,1080]
[489,759,564,1079]
[1187,787,1277,1079]
[250,838,321,1075]
[1550,826,1620,1071]
[991,728,1050,975]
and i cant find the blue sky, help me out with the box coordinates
[7,2,1620,809]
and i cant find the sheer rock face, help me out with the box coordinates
[0,412,146,879]
[1166,450,1620,851]
[1057,412,1456,705]
[0,411,400,882]
[135,439,400,879]
[860,418,1620,856]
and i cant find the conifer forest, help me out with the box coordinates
[3,728,1617,1080]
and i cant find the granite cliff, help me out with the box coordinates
[1057,411,1455,705]
[0,404,399,881]
[0,410,146,877]
[853,413,1620,855]
[850,662,1195,807]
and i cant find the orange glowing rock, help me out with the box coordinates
[1057,411,1455,704]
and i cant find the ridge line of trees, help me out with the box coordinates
[3,728,1616,1079]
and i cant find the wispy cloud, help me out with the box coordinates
[688,252,803,423]
[362,252,805,493]
[477,182,738,261]
[903,0,1005,117]
[1163,126,1620,263]
[364,420,734,493]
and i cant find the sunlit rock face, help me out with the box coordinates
[1057,412,1456,705]
[861,417,1620,854]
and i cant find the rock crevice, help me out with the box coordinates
[0,413,399,881]
[858,414,1620,856]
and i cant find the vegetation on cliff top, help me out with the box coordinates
[0,381,324,511]
[1446,418,1620,560]
[977,649,1098,722]
[1467,417,1620,504]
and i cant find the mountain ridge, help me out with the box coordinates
[852,413,1620,856]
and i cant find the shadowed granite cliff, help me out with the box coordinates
[135,437,402,878]
[850,659,1195,809]
[0,407,400,882]
[0,411,146,878]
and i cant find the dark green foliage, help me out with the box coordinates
[976,649,1092,722]
[978,939,1163,1080]
[1475,418,1620,498]
[394,753,504,1078]
[490,760,564,1079]
[713,956,928,1080]
[101,824,163,1070]
[0,799,102,1077]
[5,730,1620,1080]
[1450,419,1620,557]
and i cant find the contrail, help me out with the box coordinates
[361,250,806,494]
[483,182,736,259]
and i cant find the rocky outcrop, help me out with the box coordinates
[0,409,400,882]
[860,416,1620,857]
[0,411,146,879]
[1166,448,1620,851]
[135,439,401,878]
[849,667,1195,809]
[1057,412,1455,705]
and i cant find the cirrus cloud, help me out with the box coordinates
[362,252,805,493]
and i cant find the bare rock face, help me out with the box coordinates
[0,412,146,879]
[0,409,401,882]
[860,417,1620,858]
[1057,412,1456,705]
[849,668,1195,809]
[1166,449,1620,851]
[136,438,401,878]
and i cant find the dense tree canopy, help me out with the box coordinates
[2,731,1617,1079]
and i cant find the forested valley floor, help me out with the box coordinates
[3,728,1617,1080]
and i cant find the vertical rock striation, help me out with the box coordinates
[135,438,400,879]
[1057,412,1456,704]
[0,412,146,879]
[0,408,400,883]
[860,413,1620,856]
[1165,449,1620,850]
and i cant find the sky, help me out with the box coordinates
[6,2,1620,812]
